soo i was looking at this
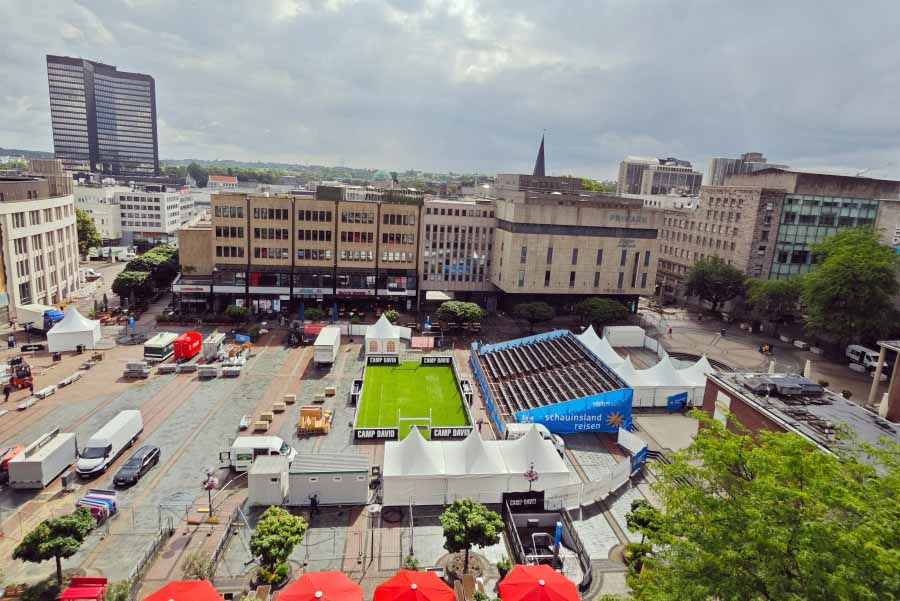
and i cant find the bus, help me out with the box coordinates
[143,332,178,362]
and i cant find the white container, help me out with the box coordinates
[288,453,370,506]
[202,332,226,361]
[76,410,143,477]
[9,429,77,489]
[313,326,341,365]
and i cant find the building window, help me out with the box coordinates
[596,249,603,265]
[571,248,578,265]
[520,246,527,264]
[620,249,627,266]
[369,341,378,353]
[544,270,551,287]
[386,341,396,353]
[641,272,648,288]
[546,247,553,263]
[594,272,600,287]
[517,270,525,288]
[644,250,651,267]
[569,271,576,288]
[617,272,624,289]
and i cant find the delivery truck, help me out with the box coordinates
[313,326,341,365]
[76,410,144,477]
[143,332,178,362]
[173,331,202,361]
[219,436,297,473]
[8,429,78,489]
[16,304,64,335]
[202,332,226,361]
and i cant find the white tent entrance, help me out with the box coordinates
[47,307,102,353]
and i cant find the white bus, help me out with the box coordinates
[143,332,178,362]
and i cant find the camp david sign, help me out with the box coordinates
[430,426,473,439]
[354,428,398,440]
[421,356,452,366]
[367,356,399,365]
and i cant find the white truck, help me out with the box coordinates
[846,345,892,372]
[219,436,297,473]
[76,410,144,477]
[313,326,341,365]
[16,304,64,335]
[8,429,78,489]
[202,332,226,362]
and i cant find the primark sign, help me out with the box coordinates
[421,356,452,366]
[430,426,473,439]
[367,356,399,365]
[354,428,399,440]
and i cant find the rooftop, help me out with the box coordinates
[209,175,238,183]
[709,372,900,455]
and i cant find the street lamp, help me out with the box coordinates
[202,469,219,517]
[523,462,539,492]
[209,267,218,315]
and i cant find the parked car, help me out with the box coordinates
[239,415,253,431]
[83,268,102,281]
[113,445,160,487]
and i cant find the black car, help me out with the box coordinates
[113,445,160,487]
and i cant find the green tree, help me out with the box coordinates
[435,301,485,324]
[746,278,801,336]
[249,507,307,584]
[111,271,152,303]
[625,499,661,545]
[684,256,746,313]
[13,508,95,587]
[580,178,617,193]
[304,307,325,322]
[224,305,250,323]
[125,245,178,289]
[627,411,900,601]
[512,302,555,333]
[574,298,628,328]
[104,580,130,601]
[439,499,504,574]
[801,227,900,346]
[76,209,102,256]
[181,550,213,580]
[383,309,399,323]
[187,162,209,187]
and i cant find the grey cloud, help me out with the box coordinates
[1,0,900,179]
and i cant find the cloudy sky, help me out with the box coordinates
[2,0,900,179]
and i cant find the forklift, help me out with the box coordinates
[6,356,33,390]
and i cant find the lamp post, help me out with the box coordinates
[209,267,218,315]
[524,462,539,492]
[203,469,219,517]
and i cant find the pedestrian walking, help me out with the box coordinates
[668,327,673,337]
[309,493,320,515]
[476,417,484,433]
[3,385,9,403]
[28,382,33,396]
[6,333,14,349]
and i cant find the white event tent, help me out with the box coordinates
[382,426,573,506]
[575,326,625,369]
[365,314,400,356]
[47,307,102,353]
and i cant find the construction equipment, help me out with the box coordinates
[6,356,33,390]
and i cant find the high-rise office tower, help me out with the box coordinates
[707,152,788,186]
[46,55,159,176]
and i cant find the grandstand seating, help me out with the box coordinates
[475,332,627,422]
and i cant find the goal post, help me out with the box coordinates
[398,408,432,439]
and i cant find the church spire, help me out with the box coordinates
[532,134,546,177]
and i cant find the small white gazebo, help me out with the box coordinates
[365,314,399,356]
[47,307,102,352]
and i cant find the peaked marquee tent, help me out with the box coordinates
[47,307,101,353]
[365,314,400,356]
[383,427,447,505]
[575,326,624,368]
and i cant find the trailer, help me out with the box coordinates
[8,429,77,489]
[197,365,219,379]
[173,331,202,361]
[313,326,341,365]
[202,332,226,362]
[124,361,151,379]
[16,304,64,335]
[143,332,178,362]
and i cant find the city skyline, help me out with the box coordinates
[2,2,900,179]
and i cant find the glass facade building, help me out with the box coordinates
[46,55,159,176]
[770,194,878,278]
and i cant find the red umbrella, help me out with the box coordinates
[142,580,222,601]
[373,570,455,601]
[277,571,362,601]
[498,564,578,601]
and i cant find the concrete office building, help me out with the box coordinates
[490,174,660,310]
[0,160,81,322]
[46,55,159,176]
[420,197,497,307]
[174,186,423,314]
[707,152,788,186]
[617,156,702,196]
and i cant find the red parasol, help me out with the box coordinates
[142,580,222,601]
[498,564,578,601]
[277,570,362,601]
[373,570,455,601]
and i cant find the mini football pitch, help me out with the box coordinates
[356,361,469,438]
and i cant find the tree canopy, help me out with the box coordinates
[249,506,308,584]
[684,256,746,312]
[575,298,628,327]
[746,278,801,335]
[512,302,555,332]
[435,301,485,323]
[801,227,900,346]
[76,208,102,256]
[13,508,95,586]
[626,412,900,601]
[440,499,504,574]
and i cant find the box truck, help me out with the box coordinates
[76,410,144,477]
[173,331,202,361]
[8,429,78,489]
[313,326,341,365]
[16,304,64,335]
[202,332,226,361]
[143,332,178,362]
[219,436,297,473]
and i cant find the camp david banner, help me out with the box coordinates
[354,427,398,440]
[421,356,453,366]
[514,387,633,434]
[430,426,473,439]
[367,356,399,366]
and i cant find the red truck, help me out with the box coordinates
[173,331,202,361]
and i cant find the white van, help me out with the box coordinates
[76,411,144,477]
[220,436,297,472]
[504,423,566,456]
[846,345,891,372]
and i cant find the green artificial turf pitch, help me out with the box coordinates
[357,361,469,438]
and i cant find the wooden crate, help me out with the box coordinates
[253,421,269,432]
[324,387,336,397]
[283,394,297,405]
[259,412,274,422]
[272,402,286,413]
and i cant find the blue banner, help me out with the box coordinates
[666,391,688,413]
[630,446,648,475]
[515,387,633,434]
